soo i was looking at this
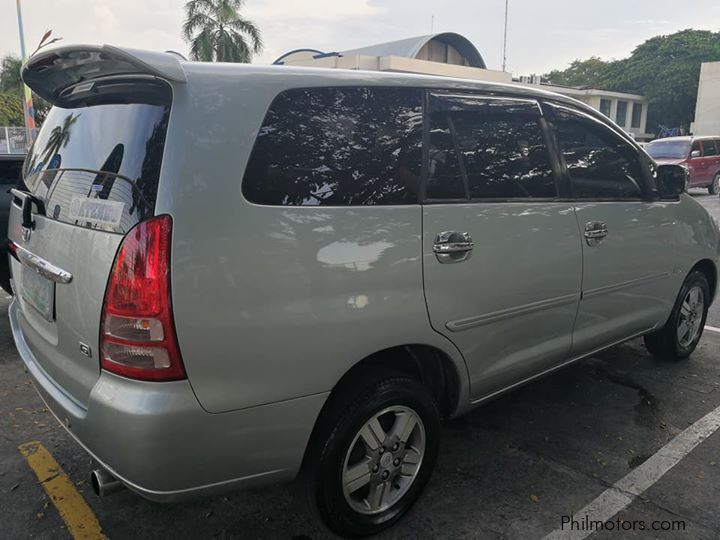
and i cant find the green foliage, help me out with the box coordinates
[183,0,263,62]
[0,91,23,126]
[545,29,720,133]
[0,54,50,127]
[0,56,22,93]
[545,57,611,89]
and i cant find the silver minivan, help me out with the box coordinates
[10,45,719,537]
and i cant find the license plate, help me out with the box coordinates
[21,267,55,321]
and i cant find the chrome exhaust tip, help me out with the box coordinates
[90,468,124,497]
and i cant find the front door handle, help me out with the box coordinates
[433,231,474,264]
[584,221,608,246]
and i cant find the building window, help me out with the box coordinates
[599,99,612,117]
[615,101,628,127]
[631,103,643,129]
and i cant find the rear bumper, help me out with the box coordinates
[10,299,327,501]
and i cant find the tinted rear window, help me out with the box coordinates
[242,87,423,206]
[22,81,171,233]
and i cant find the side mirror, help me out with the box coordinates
[691,150,701,158]
[657,164,687,198]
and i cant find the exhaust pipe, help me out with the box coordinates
[90,469,124,497]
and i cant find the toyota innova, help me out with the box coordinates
[9,45,720,537]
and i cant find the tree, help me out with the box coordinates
[545,57,612,88]
[609,30,720,131]
[544,30,720,133]
[182,0,263,62]
[0,91,23,126]
[0,56,22,93]
[0,54,50,126]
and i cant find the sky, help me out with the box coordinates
[1,0,720,75]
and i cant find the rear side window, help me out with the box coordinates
[427,97,556,200]
[702,140,718,157]
[550,106,643,199]
[23,80,171,233]
[242,87,422,206]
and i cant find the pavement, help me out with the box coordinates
[2,192,720,539]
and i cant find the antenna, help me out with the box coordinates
[431,14,435,33]
[502,0,509,72]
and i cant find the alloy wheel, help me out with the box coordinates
[342,405,426,515]
[677,285,704,348]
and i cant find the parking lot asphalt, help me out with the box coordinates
[2,192,720,540]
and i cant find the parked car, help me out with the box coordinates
[645,136,720,194]
[0,153,24,294]
[9,45,719,537]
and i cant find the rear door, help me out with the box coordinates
[9,79,172,407]
[544,103,677,354]
[422,93,582,400]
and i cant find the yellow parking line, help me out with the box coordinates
[18,441,106,540]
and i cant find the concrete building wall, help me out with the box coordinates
[691,62,720,136]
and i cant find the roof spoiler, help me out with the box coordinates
[22,44,187,104]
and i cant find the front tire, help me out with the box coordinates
[644,270,709,359]
[304,375,440,538]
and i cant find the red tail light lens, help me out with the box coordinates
[100,215,185,381]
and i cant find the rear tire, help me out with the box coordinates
[303,375,440,538]
[712,173,720,196]
[644,270,709,360]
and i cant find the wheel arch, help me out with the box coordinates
[300,343,465,472]
[691,258,717,302]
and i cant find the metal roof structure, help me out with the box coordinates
[339,33,486,68]
[273,32,487,69]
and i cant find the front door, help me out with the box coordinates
[544,103,679,355]
[421,93,582,400]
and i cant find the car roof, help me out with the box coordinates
[25,44,602,119]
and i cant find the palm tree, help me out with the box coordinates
[183,0,263,63]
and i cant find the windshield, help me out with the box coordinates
[22,82,170,233]
[646,140,691,160]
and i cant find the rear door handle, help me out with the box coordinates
[584,221,608,246]
[13,244,73,284]
[433,231,474,264]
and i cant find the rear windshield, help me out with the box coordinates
[645,140,691,160]
[22,80,171,233]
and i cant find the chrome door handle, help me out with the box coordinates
[433,231,474,264]
[584,221,608,246]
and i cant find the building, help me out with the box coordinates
[274,33,511,84]
[274,32,651,139]
[691,61,720,136]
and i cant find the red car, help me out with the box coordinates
[646,136,720,194]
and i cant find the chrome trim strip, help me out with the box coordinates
[583,272,670,299]
[15,244,73,284]
[470,326,656,406]
[446,293,580,332]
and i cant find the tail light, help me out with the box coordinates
[100,215,185,381]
